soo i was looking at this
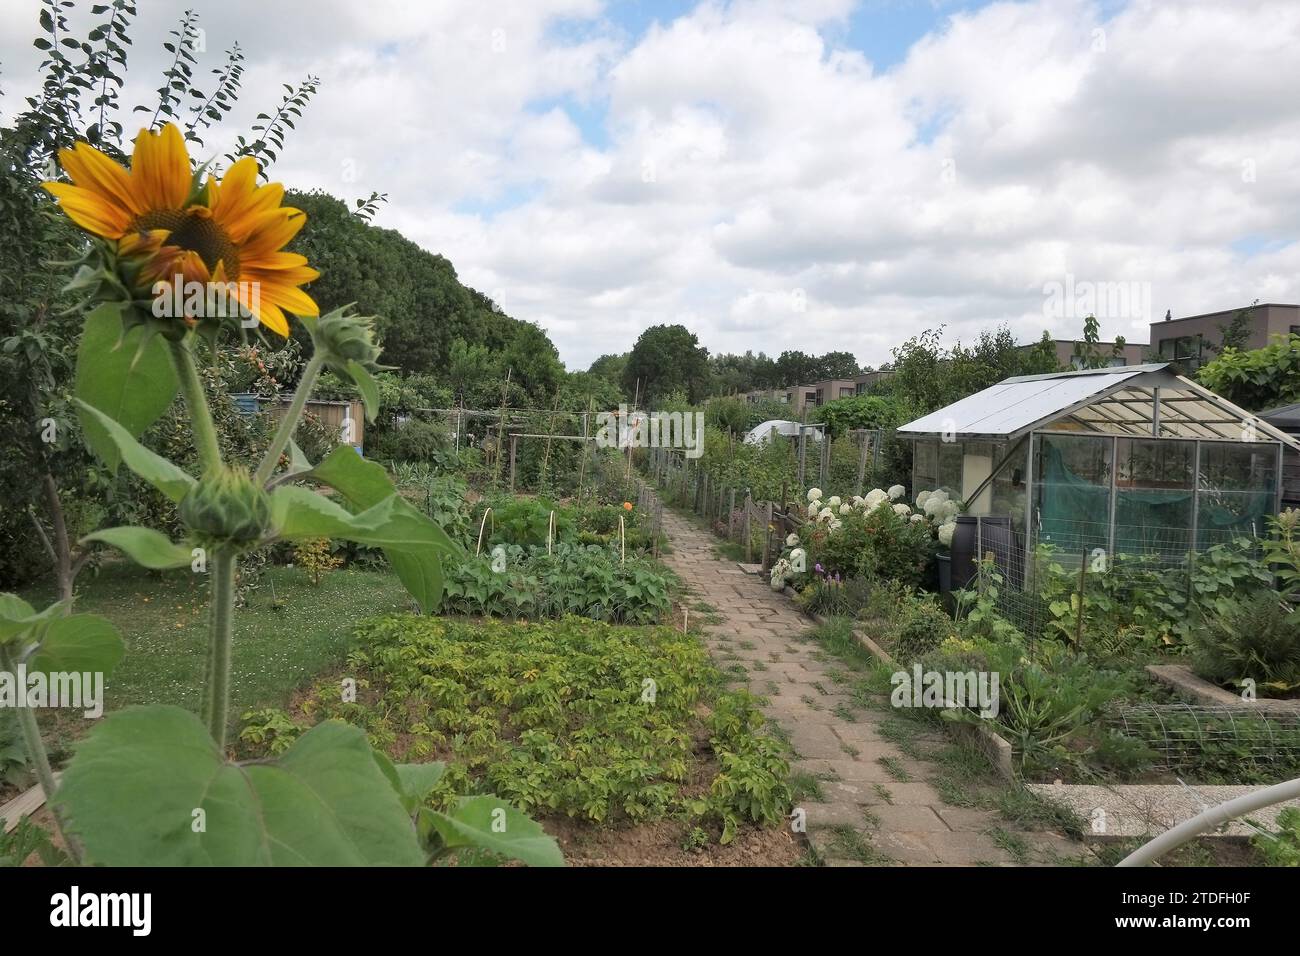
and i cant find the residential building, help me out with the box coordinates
[1147,303,1300,373]
[854,370,895,393]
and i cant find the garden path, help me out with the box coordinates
[656,502,1087,866]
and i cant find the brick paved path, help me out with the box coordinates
[658,503,1085,866]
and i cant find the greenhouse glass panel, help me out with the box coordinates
[913,439,963,497]
[1114,438,1194,556]
[913,439,939,494]
[990,440,1030,530]
[938,441,963,496]
[1197,442,1278,547]
[1033,432,1111,554]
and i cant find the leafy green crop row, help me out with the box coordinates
[244,615,793,843]
[440,543,673,623]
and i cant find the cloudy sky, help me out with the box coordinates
[3,0,1298,370]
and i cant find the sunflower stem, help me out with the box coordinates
[0,642,82,863]
[205,550,237,748]
[169,337,222,473]
[255,354,324,486]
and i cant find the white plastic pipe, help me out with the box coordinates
[1118,776,1300,866]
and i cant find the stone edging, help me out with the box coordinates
[1146,663,1300,715]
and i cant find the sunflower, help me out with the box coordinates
[42,123,318,336]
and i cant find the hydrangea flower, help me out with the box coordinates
[807,488,823,502]
[827,495,841,508]
[892,503,911,516]
[839,503,851,515]
[818,507,833,520]
[916,490,931,509]
[938,522,956,547]
[888,485,905,501]
[785,533,800,547]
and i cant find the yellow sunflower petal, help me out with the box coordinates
[244,266,320,290]
[258,281,320,318]
[251,300,290,337]
[42,182,133,238]
[59,142,143,221]
[240,209,307,258]
[130,124,192,212]
[244,251,312,271]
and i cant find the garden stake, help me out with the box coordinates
[1075,547,1088,650]
[475,507,494,556]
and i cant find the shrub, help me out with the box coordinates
[370,416,449,463]
[804,504,933,586]
[1191,592,1300,696]
[891,595,956,662]
[293,538,343,585]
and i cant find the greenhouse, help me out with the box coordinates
[897,364,1300,559]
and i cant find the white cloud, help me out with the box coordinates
[4,0,1299,370]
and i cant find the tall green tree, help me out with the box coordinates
[622,324,710,405]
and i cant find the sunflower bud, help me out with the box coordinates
[313,309,383,374]
[179,465,271,550]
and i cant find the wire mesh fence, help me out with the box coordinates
[1105,703,1300,776]
[952,515,1267,646]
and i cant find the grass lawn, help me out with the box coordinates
[20,561,411,757]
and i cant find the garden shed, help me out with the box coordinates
[897,364,1300,560]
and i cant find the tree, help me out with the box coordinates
[588,353,628,392]
[622,324,710,405]
[814,350,861,379]
[882,325,1061,418]
[1206,299,1259,355]
[1198,334,1300,412]
[1071,314,1106,369]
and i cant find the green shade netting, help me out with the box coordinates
[1037,440,1273,556]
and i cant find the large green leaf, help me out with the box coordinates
[82,527,194,569]
[28,614,124,677]
[269,485,458,612]
[304,447,462,612]
[0,593,67,644]
[427,795,564,867]
[55,706,426,866]
[74,400,195,502]
[307,445,395,504]
[74,303,179,471]
[393,762,446,815]
[347,360,379,424]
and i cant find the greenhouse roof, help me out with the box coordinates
[897,363,1300,448]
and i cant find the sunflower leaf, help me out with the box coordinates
[268,484,459,612]
[74,302,179,472]
[425,796,564,867]
[54,707,427,866]
[81,527,195,570]
[74,400,196,502]
[346,359,379,424]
